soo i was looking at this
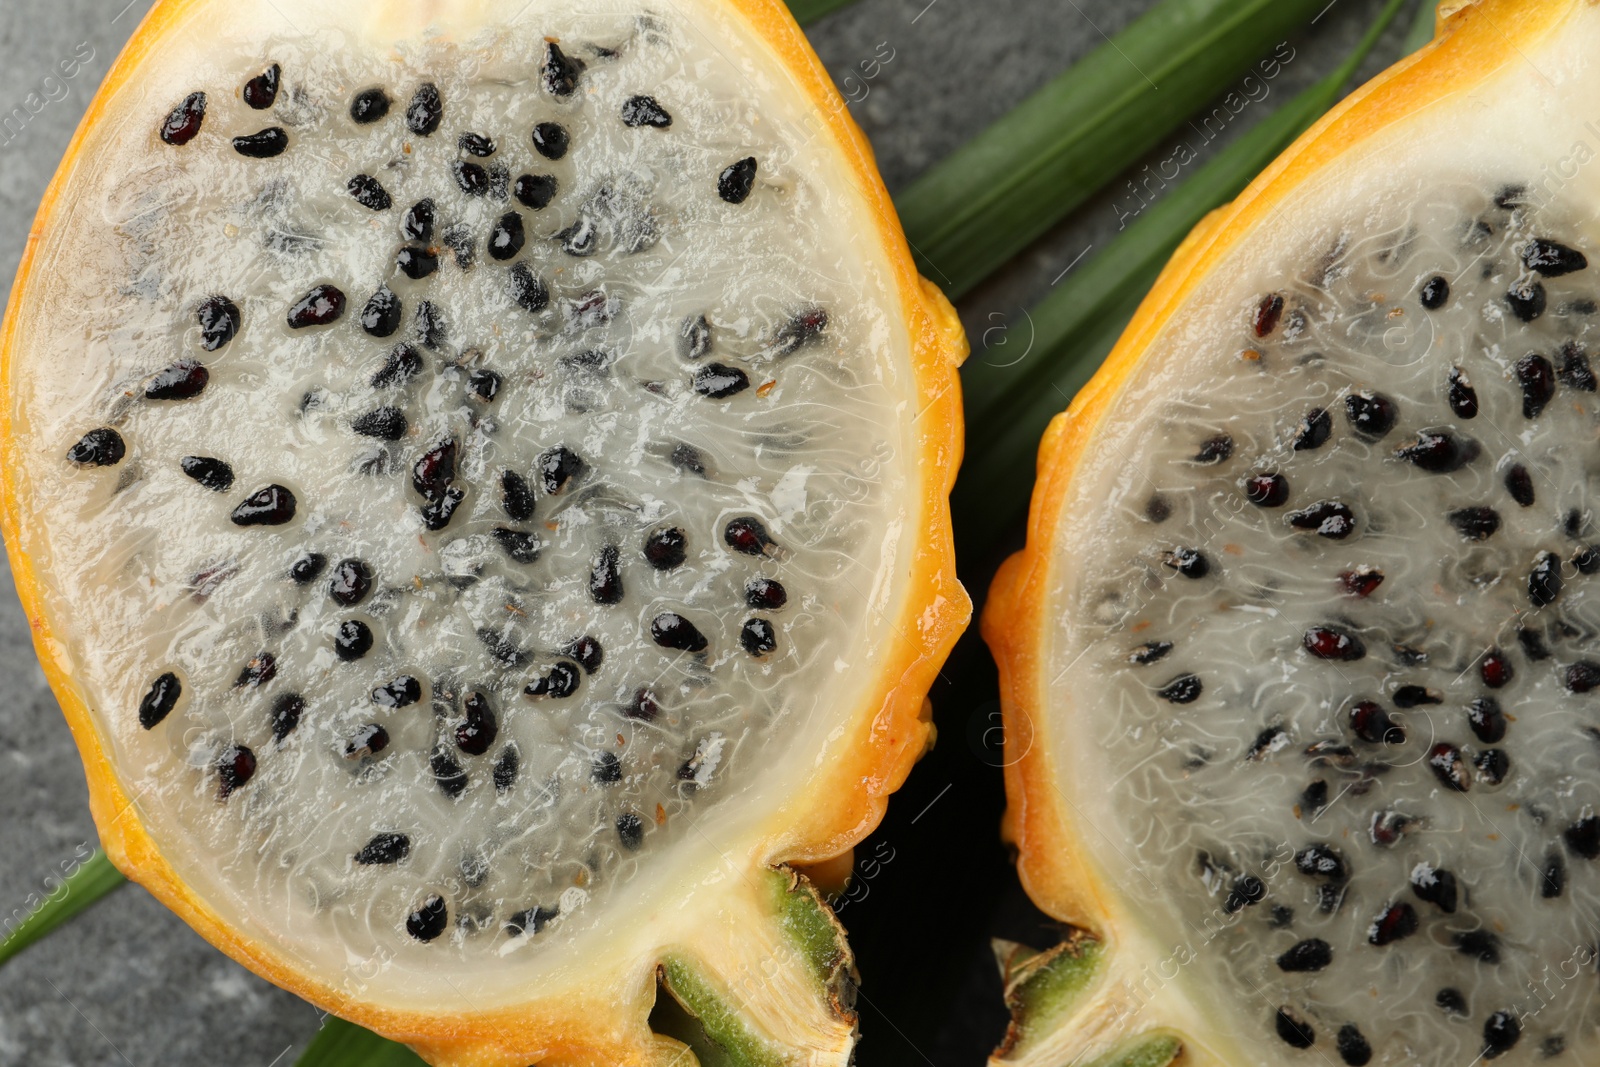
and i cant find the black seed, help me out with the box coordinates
[1566,815,1600,858]
[1287,501,1355,539]
[355,832,410,865]
[671,443,709,477]
[406,895,447,941]
[410,302,444,351]
[725,517,774,556]
[1411,864,1458,913]
[1443,505,1501,543]
[514,173,558,210]
[486,211,525,261]
[492,527,540,565]
[1294,844,1346,880]
[1508,280,1547,321]
[457,131,495,156]
[1344,391,1397,437]
[1577,545,1600,574]
[589,544,623,605]
[347,174,391,211]
[542,43,584,96]
[1530,551,1563,607]
[456,692,497,755]
[565,636,604,674]
[1452,928,1503,964]
[1517,353,1557,418]
[231,485,295,526]
[67,428,124,467]
[1293,407,1332,450]
[1368,901,1420,945]
[216,745,256,799]
[368,344,422,388]
[1420,275,1449,309]
[493,746,519,792]
[626,688,661,721]
[1524,237,1588,276]
[1542,851,1566,898]
[1277,938,1332,972]
[343,723,389,759]
[1156,674,1202,704]
[672,317,713,365]
[1244,473,1289,507]
[1301,780,1328,813]
[1193,434,1233,463]
[556,218,598,256]
[468,368,501,401]
[352,407,407,440]
[1349,701,1403,744]
[397,245,439,280]
[621,94,671,127]
[451,160,489,197]
[1558,342,1597,393]
[1467,697,1506,743]
[1446,366,1478,418]
[1275,1009,1314,1050]
[616,812,644,850]
[1335,1025,1371,1067]
[592,751,622,784]
[180,455,233,492]
[269,693,303,742]
[350,88,390,124]
[1392,685,1441,709]
[361,287,403,337]
[1483,1011,1521,1059]
[539,446,584,495]
[334,619,373,662]
[746,577,788,611]
[1475,748,1510,784]
[651,612,708,652]
[1505,464,1536,507]
[412,438,457,501]
[139,672,181,730]
[1269,905,1295,928]
[287,284,344,328]
[1520,626,1552,660]
[476,628,524,668]
[525,662,580,698]
[1161,548,1209,579]
[718,157,758,204]
[1396,430,1478,473]
[289,553,326,584]
[504,903,555,935]
[644,527,688,570]
[1428,742,1470,791]
[1305,626,1365,661]
[772,306,829,355]
[406,83,442,136]
[400,199,434,242]
[196,295,241,351]
[501,470,535,521]
[531,121,570,159]
[1437,989,1468,1015]
[1222,874,1265,913]
[420,487,463,531]
[233,127,288,158]
[741,618,777,657]
[1252,293,1284,337]
[160,91,206,145]
[509,262,549,313]
[693,362,749,398]
[372,676,421,708]
[430,747,466,798]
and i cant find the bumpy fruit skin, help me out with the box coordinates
[0,1,968,1065]
[984,1,1578,1064]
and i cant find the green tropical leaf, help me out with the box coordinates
[294,1017,428,1067]
[0,849,126,969]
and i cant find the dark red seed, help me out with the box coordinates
[1466,697,1506,742]
[542,44,584,96]
[180,455,233,492]
[616,812,644,850]
[139,672,181,730]
[525,661,580,698]
[452,160,489,196]
[1252,293,1285,337]
[1161,548,1208,579]
[355,832,410,865]
[589,544,624,605]
[1410,864,1458,913]
[1287,501,1355,539]
[370,344,423,387]
[644,527,688,570]
[1192,434,1233,464]
[626,688,661,721]
[400,199,434,242]
[412,438,457,501]
[1483,1011,1521,1060]
[1446,366,1478,418]
[1448,506,1501,541]
[397,245,439,279]
[1480,648,1513,688]
[501,470,535,521]
[144,359,208,401]
[406,83,442,136]
[468,368,501,401]
[1274,1009,1314,1050]
[509,262,549,313]
[343,723,389,759]
[1339,568,1383,597]
[694,362,749,398]
[1507,280,1547,322]
[621,95,672,128]
[1304,626,1365,661]
[493,747,519,793]
[67,427,125,467]
[406,896,448,941]
[456,692,497,755]
[233,127,288,158]
[329,560,372,606]
[287,284,344,328]
[1396,430,1478,473]
[725,517,774,556]
[1367,901,1419,945]
[234,652,277,689]
[514,173,558,209]
[1344,391,1397,437]
[160,92,206,145]
[741,618,777,657]
[334,620,373,662]
[1568,662,1600,692]
[1427,742,1470,791]
[1420,275,1449,309]
[216,745,256,799]
[420,487,464,530]
[565,636,604,675]
[718,157,758,204]
[539,446,583,494]
[771,306,829,355]
[1523,237,1587,276]
[492,527,540,565]
[350,88,390,124]
[746,577,788,611]
[487,212,525,260]
[1349,701,1403,744]
[1543,851,1567,898]
[651,612,708,652]
[231,485,296,526]
[1475,748,1510,784]
[1529,551,1563,607]
[289,553,326,584]
[1156,674,1202,704]
[1336,1025,1372,1067]
[1370,810,1410,846]
[531,121,570,159]
[197,295,241,350]
[352,407,407,440]
[372,676,421,708]
[270,693,304,742]
[430,747,466,798]
[1293,407,1332,450]
[1276,938,1331,972]
[1244,473,1289,507]
[1517,353,1557,418]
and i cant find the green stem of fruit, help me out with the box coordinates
[896,0,1333,301]
[0,849,126,970]
[954,0,1411,561]
[1401,0,1439,56]
[293,1017,428,1067]
[787,0,857,23]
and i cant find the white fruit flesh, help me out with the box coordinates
[1034,9,1600,1066]
[5,0,921,1010]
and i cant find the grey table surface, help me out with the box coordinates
[0,0,1407,1063]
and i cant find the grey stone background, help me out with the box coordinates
[0,0,1411,1063]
